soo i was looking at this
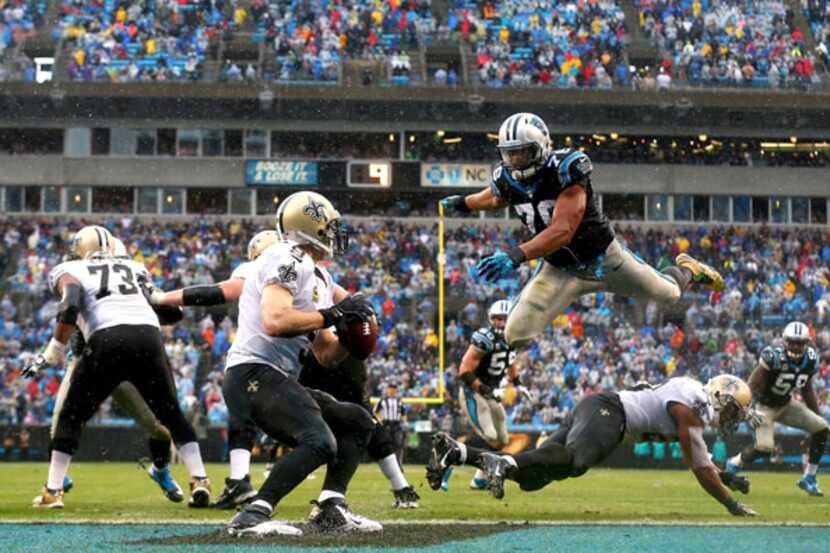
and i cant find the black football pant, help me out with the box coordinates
[463,393,626,492]
[51,325,197,455]
[223,363,337,507]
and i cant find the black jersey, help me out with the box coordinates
[470,326,516,389]
[757,345,819,408]
[490,148,615,268]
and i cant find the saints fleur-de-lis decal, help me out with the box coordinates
[278,261,298,283]
[303,197,327,223]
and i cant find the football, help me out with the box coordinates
[341,315,379,360]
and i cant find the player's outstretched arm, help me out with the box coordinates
[441,186,505,214]
[151,278,244,307]
[670,403,757,516]
[22,274,78,378]
[260,284,327,337]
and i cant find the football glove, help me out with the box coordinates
[319,293,375,329]
[439,195,470,215]
[725,498,757,517]
[493,388,506,401]
[22,339,67,378]
[476,248,526,283]
[137,273,165,305]
[516,385,533,402]
[719,471,750,495]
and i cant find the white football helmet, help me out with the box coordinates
[275,191,348,257]
[70,225,114,259]
[704,375,753,435]
[783,321,809,361]
[488,299,511,334]
[247,230,280,261]
[497,112,551,182]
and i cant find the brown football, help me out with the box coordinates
[342,315,379,360]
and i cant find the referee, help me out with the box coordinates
[374,382,406,465]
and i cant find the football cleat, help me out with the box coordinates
[719,470,750,495]
[426,432,462,491]
[470,477,489,491]
[188,476,211,508]
[63,475,74,494]
[148,465,184,503]
[797,474,824,497]
[227,502,302,537]
[307,498,383,533]
[392,486,420,509]
[32,486,64,509]
[724,459,740,475]
[211,475,257,509]
[675,254,725,292]
[480,453,511,500]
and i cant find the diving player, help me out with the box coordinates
[26,226,211,509]
[440,112,724,351]
[427,374,760,516]
[726,321,829,496]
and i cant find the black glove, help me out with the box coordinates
[477,383,495,399]
[720,471,750,495]
[440,195,471,215]
[725,498,757,517]
[319,293,375,329]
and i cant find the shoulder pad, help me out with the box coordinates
[471,328,495,353]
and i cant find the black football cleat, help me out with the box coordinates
[211,475,257,509]
[392,486,420,509]
[480,452,511,500]
[426,432,462,491]
[307,498,382,533]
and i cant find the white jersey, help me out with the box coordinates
[618,377,712,438]
[47,256,159,340]
[230,261,255,281]
[225,241,334,376]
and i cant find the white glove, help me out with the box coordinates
[745,405,765,429]
[493,388,506,401]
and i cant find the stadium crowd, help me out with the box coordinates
[2,218,829,434]
[640,0,821,89]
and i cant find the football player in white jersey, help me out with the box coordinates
[24,226,211,509]
[52,237,187,504]
[173,192,379,536]
[150,227,419,512]
[428,375,760,516]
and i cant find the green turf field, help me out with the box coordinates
[2,463,829,553]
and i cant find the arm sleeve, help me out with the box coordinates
[471,329,495,354]
[260,250,306,295]
[47,262,74,297]
[559,151,593,186]
[230,262,249,281]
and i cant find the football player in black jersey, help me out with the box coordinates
[725,321,828,496]
[455,300,526,490]
[441,112,725,351]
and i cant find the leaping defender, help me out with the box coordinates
[441,112,724,351]
[726,321,828,496]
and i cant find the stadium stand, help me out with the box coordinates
[0,0,46,82]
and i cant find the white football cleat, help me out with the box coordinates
[308,498,382,533]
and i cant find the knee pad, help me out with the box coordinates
[150,423,172,444]
[304,425,337,464]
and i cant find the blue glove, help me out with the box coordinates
[476,247,527,282]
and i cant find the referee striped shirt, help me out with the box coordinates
[374,397,404,422]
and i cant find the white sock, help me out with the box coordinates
[229,449,251,481]
[473,469,487,482]
[47,450,72,491]
[178,442,207,478]
[251,499,273,513]
[729,454,744,468]
[378,454,409,491]
[318,490,345,503]
[806,463,819,476]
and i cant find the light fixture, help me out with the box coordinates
[790,136,798,143]
[610,132,619,140]
[388,133,395,142]
[436,130,445,138]
[698,134,708,142]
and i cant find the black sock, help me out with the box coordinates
[740,446,770,465]
[149,438,171,469]
[809,429,828,465]
[322,434,362,495]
